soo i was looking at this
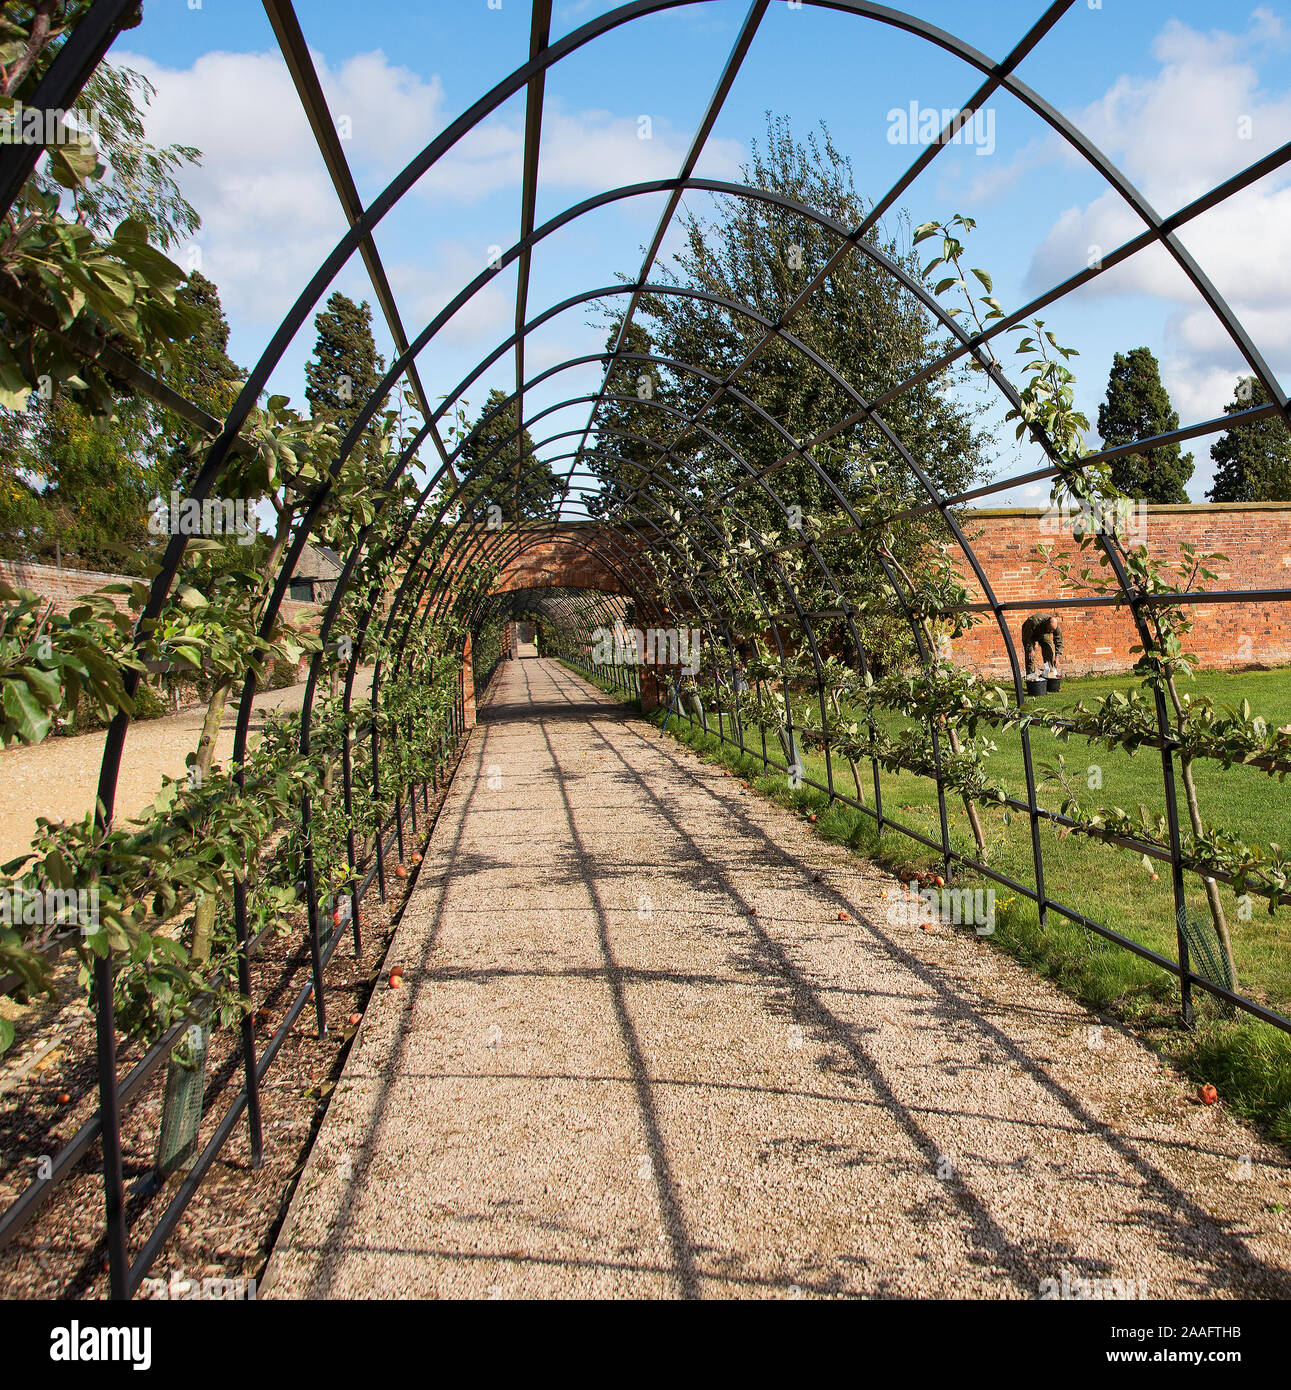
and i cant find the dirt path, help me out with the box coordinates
[263,659,1291,1299]
[0,670,372,862]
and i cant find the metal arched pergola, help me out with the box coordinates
[2,0,1288,1299]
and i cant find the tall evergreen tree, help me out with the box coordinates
[589,318,674,518]
[154,269,244,493]
[304,292,388,470]
[1208,377,1291,503]
[455,388,560,523]
[1097,346,1193,502]
[592,114,992,651]
[625,117,991,516]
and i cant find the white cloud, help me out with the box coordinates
[1022,12,1291,424]
[386,243,512,348]
[411,105,742,205]
[115,45,741,335]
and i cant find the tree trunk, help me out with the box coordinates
[1164,672,1237,991]
[155,679,230,1178]
[944,723,988,860]
[828,690,864,805]
[155,511,297,1177]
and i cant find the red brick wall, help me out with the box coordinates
[950,503,1291,678]
[0,560,130,612]
[491,534,630,595]
[1,560,319,679]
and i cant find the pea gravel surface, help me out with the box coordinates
[263,658,1291,1300]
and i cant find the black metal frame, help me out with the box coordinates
[0,0,1287,1299]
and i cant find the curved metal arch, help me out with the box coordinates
[305,334,850,715]
[25,0,1291,1305]
[321,239,1079,750]
[383,434,802,726]
[238,126,1106,661]
[394,381,961,749]
[72,0,1291,835]
[412,412,819,663]
[405,417,867,783]
[141,114,1281,863]
[410,486,753,689]
[47,0,1287,1133]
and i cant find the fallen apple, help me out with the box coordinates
[348,1012,362,1027]
[57,1092,70,1105]
[395,864,408,879]
[837,911,850,922]
[389,975,403,990]
[1199,1083,1218,1105]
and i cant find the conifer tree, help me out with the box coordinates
[305,292,387,470]
[1208,377,1291,502]
[1097,347,1193,502]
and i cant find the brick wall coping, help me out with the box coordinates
[0,559,124,587]
[963,501,1291,519]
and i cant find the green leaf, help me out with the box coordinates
[21,664,62,707]
[3,677,53,744]
[175,584,207,610]
[45,136,101,188]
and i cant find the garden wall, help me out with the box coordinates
[951,502,1291,678]
[0,559,129,611]
[0,558,320,630]
[0,561,320,692]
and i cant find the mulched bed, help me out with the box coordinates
[0,733,474,1300]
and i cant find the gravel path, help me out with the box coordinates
[0,670,372,863]
[263,658,1291,1300]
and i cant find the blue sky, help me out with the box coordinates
[113,0,1291,506]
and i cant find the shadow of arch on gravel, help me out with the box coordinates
[582,692,1291,1300]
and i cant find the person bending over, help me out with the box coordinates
[1021,613,1062,675]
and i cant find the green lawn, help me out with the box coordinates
[565,656,1291,1143]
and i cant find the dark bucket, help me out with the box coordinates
[1046,675,1063,693]
[1025,675,1048,698]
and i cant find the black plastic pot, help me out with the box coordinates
[1046,675,1063,693]
[1025,675,1048,698]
